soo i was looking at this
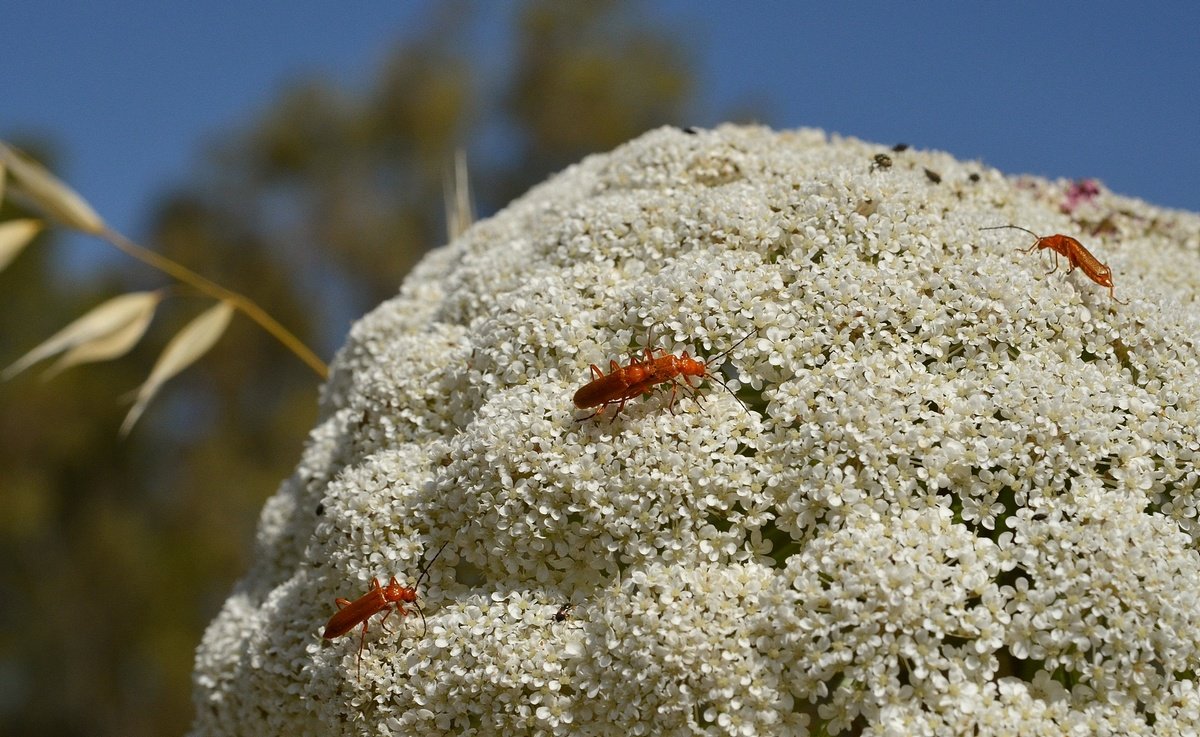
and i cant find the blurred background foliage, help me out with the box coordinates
[0,1,743,735]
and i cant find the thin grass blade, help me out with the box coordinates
[444,148,474,240]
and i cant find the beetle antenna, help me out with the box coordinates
[414,601,427,637]
[415,540,449,590]
[981,224,1039,238]
[710,328,758,364]
[642,325,656,356]
[702,327,756,417]
[700,328,758,374]
[705,370,752,417]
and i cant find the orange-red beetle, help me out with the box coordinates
[982,224,1128,304]
[323,541,448,677]
[573,329,755,420]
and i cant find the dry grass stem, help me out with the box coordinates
[444,147,474,241]
[0,137,328,431]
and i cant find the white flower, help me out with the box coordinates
[191,125,1200,736]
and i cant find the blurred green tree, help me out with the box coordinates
[0,2,702,735]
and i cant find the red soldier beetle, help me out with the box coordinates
[322,540,449,678]
[573,328,756,421]
[982,224,1128,304]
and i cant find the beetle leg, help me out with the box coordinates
[668,378,691,414]
[356,621,370,678]
[378,605,395,634]
[609,399,625,422]
[1042,248,1059,276]
[676,376,703,413]
[609,393,635,422]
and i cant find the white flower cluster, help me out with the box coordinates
[189,125,1200,736]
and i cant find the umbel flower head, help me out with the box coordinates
[190,126,1200,736]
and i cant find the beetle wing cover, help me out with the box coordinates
[322,593,382,639]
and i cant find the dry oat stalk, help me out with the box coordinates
[0,140,329,432]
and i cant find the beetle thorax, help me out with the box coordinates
[678,355,707,378]
[383,585,418,604]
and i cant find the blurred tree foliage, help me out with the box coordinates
[0,1,699,736]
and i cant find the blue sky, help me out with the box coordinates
[4,1,1199,252]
